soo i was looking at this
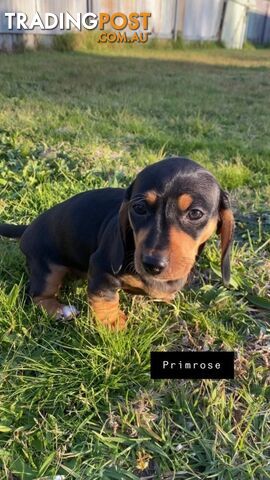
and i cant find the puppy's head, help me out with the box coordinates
[112,157,234,288]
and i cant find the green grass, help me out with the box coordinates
[0,44,269,480]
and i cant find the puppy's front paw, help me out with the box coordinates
[89,292,127,331]
[95,310,127,331]
[112,310,127,331]
[57,305,79,320]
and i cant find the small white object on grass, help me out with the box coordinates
[58,305,79,319]
[175,444,184,452]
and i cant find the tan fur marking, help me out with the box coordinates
[219,209,234,256]
[33,265,68,316]
[33,298,64,316]
[145,190,157,205]
[178,194,193,211]
[167,227,197,280]
[121,274,178,301]
[197,217,218,245]
[145,288,176,302]
[89,293,126,330]
[165,218,218,280]
[133,218,218,286]
[120,274,146,294]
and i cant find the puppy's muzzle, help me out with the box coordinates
[142,253,168,276]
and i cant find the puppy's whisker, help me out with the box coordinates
[125,261,136,274]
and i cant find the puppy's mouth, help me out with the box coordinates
[136,267,189,296]
[134,252,193,285]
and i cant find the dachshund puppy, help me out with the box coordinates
[0,157,234,329]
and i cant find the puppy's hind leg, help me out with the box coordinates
[28,261,79,320]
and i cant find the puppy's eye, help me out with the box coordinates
[187,209,204,221]
[132,203,147,215]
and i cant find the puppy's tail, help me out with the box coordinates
[0,223,28,239]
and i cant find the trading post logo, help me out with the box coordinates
[4,12,152,44]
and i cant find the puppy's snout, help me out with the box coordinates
[142,254,168,276]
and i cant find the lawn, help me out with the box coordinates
[0,44,269,479]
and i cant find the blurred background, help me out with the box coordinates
[0,0,270,51]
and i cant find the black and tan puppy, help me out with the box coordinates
[0,157,234,329]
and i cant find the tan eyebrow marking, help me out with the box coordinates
[145,190,158,205]
[178,193,193,211]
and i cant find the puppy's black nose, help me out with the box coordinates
[142,255,167,276]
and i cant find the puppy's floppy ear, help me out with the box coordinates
[217,190,235,286]
[110,182,134,275]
